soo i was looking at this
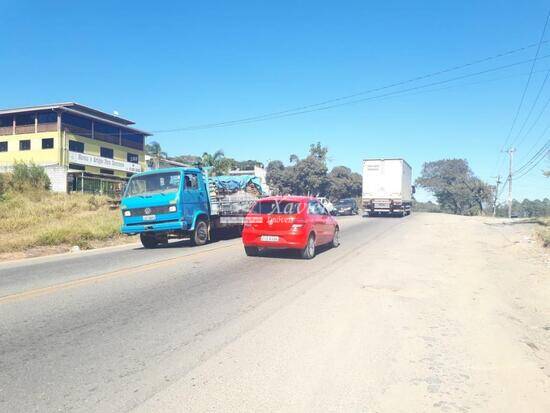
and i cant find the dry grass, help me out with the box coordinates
[533,217,550,247]
[0,191,124,253]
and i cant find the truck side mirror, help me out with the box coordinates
[412,185,416,194]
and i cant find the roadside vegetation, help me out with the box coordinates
[530,217,550,247]
[0,163,124,254]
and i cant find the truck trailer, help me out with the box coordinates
[120,167,263,248]
[362,158,413,217]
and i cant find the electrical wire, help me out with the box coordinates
[510,67,550,148]
[153,52,550,133]
[514,140,550,175]
[497,10,550,164]
[514,147,549,180]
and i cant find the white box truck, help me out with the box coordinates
[362,158,413,217]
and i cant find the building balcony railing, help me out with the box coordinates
[15,125,36,134]
[37,122,58,133]
[0,126,13,136]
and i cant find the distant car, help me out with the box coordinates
[242,196,340,259]
[333,198,359,216]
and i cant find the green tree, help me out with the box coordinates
[145,141,167,158]
[327,166,362,200]
[415,159,494,215]
[266,160,294,195]
[266,143,330,196]
[201,149,234,175]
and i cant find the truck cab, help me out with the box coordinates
[120,167,211,248]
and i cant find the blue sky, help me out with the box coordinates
[2,0,549,201]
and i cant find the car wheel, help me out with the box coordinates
[331,227,340,248]
[140,233,158,249]
[300,234,316,259]
[191,219,209,246]
[244,246,259,256]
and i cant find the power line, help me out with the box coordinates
[514,140,550,175]
[497,10,550,166]
[512,83,550,157]
[153,52,550,133]
[514,147,549,180]
[151,41,550,134]
[519,117,550,163]
[515,139,550,173]
[510,67,550,148]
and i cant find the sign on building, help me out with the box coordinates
[69,151,142,173]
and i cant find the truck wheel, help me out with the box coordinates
[331,227,340,248]
[191,219,209,246]
[244,246,259,256]
[300,234,316,259]
[140,233,158,249]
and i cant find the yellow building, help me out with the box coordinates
[0,103,150,195]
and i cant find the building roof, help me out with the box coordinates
[0,102,151,135]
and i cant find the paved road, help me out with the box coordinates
[2,213,549,412]
[0,215,400,412]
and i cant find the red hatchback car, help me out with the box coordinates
[242,196,340,259]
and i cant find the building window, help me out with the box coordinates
[0,141,7,152]
[0,115,12,127]
[38,112,57,124]
[121,133,144,150]
[127,153,139,163]
[42,138,54,149]
[100,147,114,159]
[100,168,114,175]
[69,163,86,171]
[69,140,84,153]
[62,113,92,138]
[15,113,35,134]
[37,112,58,132]
[95,122,119,144]
[19,140,31,151]
[15,113,35,126]
[0,115,13,135]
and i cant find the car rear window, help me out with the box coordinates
[252,200,302,214]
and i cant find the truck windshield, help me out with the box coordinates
[125,172,181,197]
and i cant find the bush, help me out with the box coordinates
[0,173,7,196]
[10,161,51,191]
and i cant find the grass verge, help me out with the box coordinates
[532,217,550,247]
[0,191,125,254]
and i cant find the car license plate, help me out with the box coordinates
[143,215,156,221]
[375,203,389,208]
[261,235,279,242]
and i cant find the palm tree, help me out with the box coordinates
[145,141,167,158]
[145,141,167,169]
[201,150,232,175]
[201,149,225,167]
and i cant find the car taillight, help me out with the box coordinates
[290,219,305,231]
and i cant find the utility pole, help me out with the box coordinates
[502,148,516,219]
[492,175,501,217]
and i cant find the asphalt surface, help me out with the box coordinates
[0,214,399,412]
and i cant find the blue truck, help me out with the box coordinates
[120,167,263,248]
